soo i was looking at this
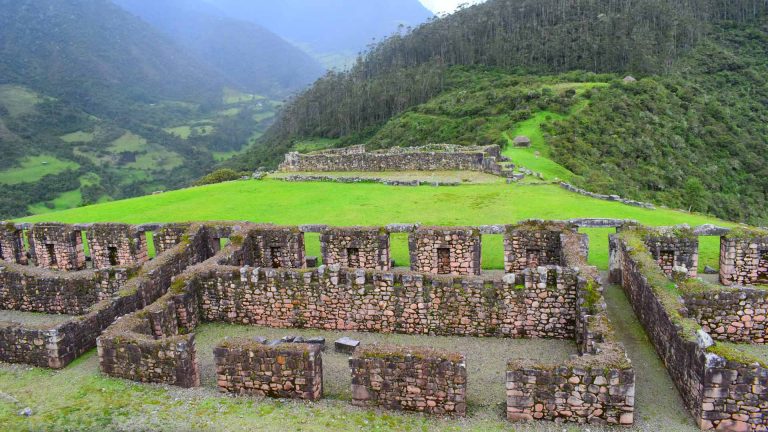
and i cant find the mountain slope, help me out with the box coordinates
[204,0,434,65]
[113,0,325,97]
[0,0,224,116]
[230,0,768,224]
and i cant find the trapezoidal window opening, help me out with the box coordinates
[347,248,360,268]
[437,247,451,274]
[270,247,282,268]
[108,246,119,266]
[46,243,57,266]
[526,249,542,267]
[758,250,768,282]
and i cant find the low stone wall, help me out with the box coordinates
[506,362,635,425]
[0,225,214,369]
[684,288,768,343]
[504,222,570,273]
[279,144,511,176]
[350,345,467,416]
[240,225,305,269]
[611,233,768,430]
[320,227,390,270]
[720,234,768,286]
[0,223,25,264]
[642,229,699,278]
[277,175,461,187]
[198,265,579,338]
[29,223,86,271]
[0,264,133,315]
[408,227,481,275]
[87,224,148,269]
[559,182,655,209]
[214,339,323,400]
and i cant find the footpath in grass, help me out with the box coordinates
[20,179,732,271]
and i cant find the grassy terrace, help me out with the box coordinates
[20,179,732,271]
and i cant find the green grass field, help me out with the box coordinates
[0,85,44,117]
[108,132,148,154]
[59,130,95,143]
[0,155,79,185]
[164,125,215,140]
[20,179,731,271]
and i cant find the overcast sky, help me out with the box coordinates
[419,0,486,15]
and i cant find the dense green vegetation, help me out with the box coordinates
[232,0,768,224]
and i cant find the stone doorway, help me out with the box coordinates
[437,248,451,274]
[108,246,119,266]
[347,248,360,268]
[758,250,768,283]
[46,243,57,267]
[270,247,282,268]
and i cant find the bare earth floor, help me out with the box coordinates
[194,324,578,408]
[0,310,74,327]
[0,282,716,431]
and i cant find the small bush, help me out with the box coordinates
[194,169,244,186]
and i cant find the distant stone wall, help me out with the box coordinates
[350,345,467,416]
[214,339,323,400]
[279,144,514,177]
[0,264,133,315]
[320,227,390,270]
[408,227,481,275]
[199,265,579,338]
[504,223,570,273]
[87,224,148,269]
[642,231,699,278]
[684,288,768,343]
[240,226,305,269]
[0,224,25,264]
[29,223,86,271]
[720,235,768,286]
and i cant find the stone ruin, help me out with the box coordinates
[719,229,768,286]
[320,227,391,271]
[408,227,482,276]
[279,144,516,178]
[610,226,768,431]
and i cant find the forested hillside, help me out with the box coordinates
[113,0,325,97]
[0,0,279,218]
[231,0,768,224]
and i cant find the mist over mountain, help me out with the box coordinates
[204,0,435,65]
[113,0,325,97]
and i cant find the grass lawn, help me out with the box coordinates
[27,189,83,214]
[223,88,266,105]
[164,125,215,140]
[293,138,340,153]
[108,132,148,154]
[59,130,95,143]
[0,85,43,117]
[503,112,572,181]
[0,155,79,185]
[19,179,733,271]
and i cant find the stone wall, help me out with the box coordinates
[350,345,467,416]
[0,223,25,264]
[198,265,579,338]
[720,235,768,286]
[408,227,481,275]
[320,227,390,270]
[87,224,148,269]
[610,233,768,430]
[240,226,305,269]
[29,223,86,271]
[684,288,768,343]
[642,231,699,278]
[506,362,635,425]
[504,223,568,273]
[279,144,514,177]
[0,264,133,315]
[0,225,214,369]
[152,223,191,256]
[214,339,323,400]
